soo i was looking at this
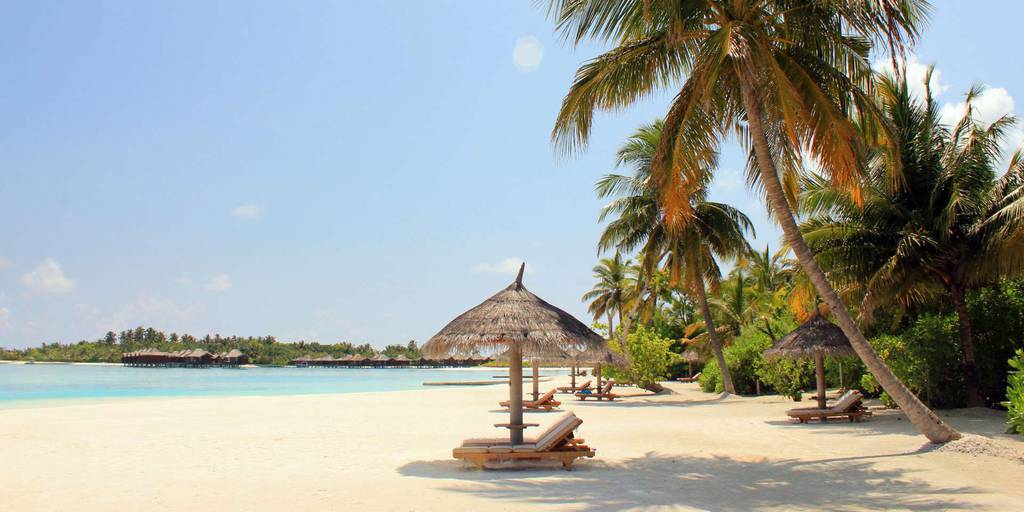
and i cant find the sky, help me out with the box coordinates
[1,1,1022,349]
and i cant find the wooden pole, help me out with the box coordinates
[815,352,826,409]
[532,358,540,401]
[570,363,576,391]
[509,344,524,445]
[596,363,603,401]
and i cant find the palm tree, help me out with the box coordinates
[581,253,636,336]
[597,120,753,393]
[801,73,1024,406]
[547,0,961,442]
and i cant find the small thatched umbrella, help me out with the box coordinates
[562,345,627,395]
[765,312,856,408]
[424,263,606,444]
[680,349,703,377]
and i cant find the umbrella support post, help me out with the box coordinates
[815,352,826,409]
[570,364,576,391]
[596,364,603,401]
[509,345,524,445]
[532,359,540,402]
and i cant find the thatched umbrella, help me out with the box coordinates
[765,312,856,408]
[680,349,703,377]
[424,263,606,444]
[562,345,627,395]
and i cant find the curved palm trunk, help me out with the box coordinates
[738,78,961,443]
[951,286,984,407]
[607,312,615,340]
[693,276,735,394]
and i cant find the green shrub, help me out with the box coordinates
[605,326,674,391]
[698,360,723,393]
[758,356,814,401]
[723,329,773,394]
[968,280,1024,406]
[1004,349,1024,435]
[872,317,966,407]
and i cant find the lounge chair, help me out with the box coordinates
[576,380,618,401]
[452,411,595,469]
[677,372,701,383]
[556,380,591,394]
[786,390,872,423]
[499,389,561,411]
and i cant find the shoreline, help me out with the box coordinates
[2,377,1022,511]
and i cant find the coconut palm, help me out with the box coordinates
[597,120,753,393]
[547,0,961,442]
[581,253,637,336]
[801,73,1024,406]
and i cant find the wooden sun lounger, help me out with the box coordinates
[557,380,591,393]
[676,372,701,383]
[452,412,595,470]
[499,389,561,411]
[786,390,873,423]
[576,381,618,401]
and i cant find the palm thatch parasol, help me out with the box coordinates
[423,263,606,444]
[765,312,856,408]
[680,349,703,377]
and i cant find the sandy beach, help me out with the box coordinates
[3,377,1022,511]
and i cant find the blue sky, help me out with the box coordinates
[1,1,1021,349]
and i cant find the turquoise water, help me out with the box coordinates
[0,364,558,406]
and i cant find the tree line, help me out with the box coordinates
[0,326,423,366]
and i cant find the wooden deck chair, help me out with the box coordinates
[576,380,618,401]
[557,380,591,393]
[786,390,872,423]
[677,372,701,383]
[452,412,595,470]
[500,389,561,411]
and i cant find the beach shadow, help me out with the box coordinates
[398,452,979,511]
[570,395,737,409]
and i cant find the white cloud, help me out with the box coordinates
[21,258,76,294]
[232,204,262,219]
[939,87,1015,126]
[472,258,532,274]
[204,274,233,292]
[0,258,12,269]
[513,36,544,73]
[104,295,195,332]
[712,168,745,192]
[939,87,1024,162]
[872,54,949,100]
[0,307,11,329]
[178,274,233,292]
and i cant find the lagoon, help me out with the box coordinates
[0,363,557,406]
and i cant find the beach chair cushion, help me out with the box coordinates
[462,436,538,446]
[453,446,490,454]
[534,413,582,452]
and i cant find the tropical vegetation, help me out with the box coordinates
[554,0,1024,441]
[0,326,422,365]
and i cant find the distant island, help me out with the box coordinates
[0,326,424,366]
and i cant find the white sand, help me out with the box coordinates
[2,378,1022,511]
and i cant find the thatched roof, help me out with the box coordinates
[680,349,703,363]
[764,313,857,359]
[423,264,606,359]
[225,349,244,358]
[392,355,412,362]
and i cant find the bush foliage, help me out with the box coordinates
[1004,350,1024,435]
[606,326,674,391]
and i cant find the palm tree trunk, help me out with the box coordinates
[738,77,961,443]
[951,285,984,407]
[607,312,615,340]
[693,276,735,394]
